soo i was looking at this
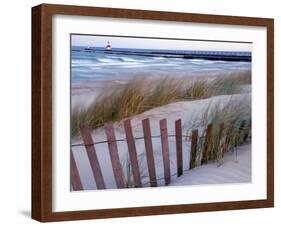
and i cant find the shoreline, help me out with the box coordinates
[71,71,251,110]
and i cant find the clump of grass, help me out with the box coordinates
[71,107,90,137]
[71,79,147,136]
[121,151,148,188]
[122,153,134,188]
[71,71,251,137]
[208,99,251,161]
[71,78,187,137]
[188,98,251,165]
[208,71,251,96]
[185,78,208,99]
[146,78,186,107]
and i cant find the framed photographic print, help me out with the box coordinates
[32,4,274,222]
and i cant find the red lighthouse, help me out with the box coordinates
[106,41,112,51]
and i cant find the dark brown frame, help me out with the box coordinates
[32,3,274,222]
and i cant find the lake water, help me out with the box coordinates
[71,46,251,82]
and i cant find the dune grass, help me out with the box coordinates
[208,71,251,96]
[71,71,251,137]
[188,98,251,166]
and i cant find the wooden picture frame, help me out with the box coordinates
[32,3,274,222]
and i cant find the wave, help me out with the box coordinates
[71,52,251,81]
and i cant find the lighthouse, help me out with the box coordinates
[105,41,112,51]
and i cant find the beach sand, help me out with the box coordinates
[71,80,126,109]
[170,143,251,186]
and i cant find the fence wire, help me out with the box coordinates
[71,134,194,148]
[71,123,250,148]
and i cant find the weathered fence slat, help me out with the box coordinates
[160,119,171,185]
[80,125,106,189]
[142,118,157,187]
[124,119,142,188]
[218,122,224,157]
[218,123,224,140]
[238,120,246,145]
[243,120,251,142]
[104,122,126,189]
[70,149,84,191]
[189,129,198,170]
[222,121,235,157]
[175,119,183,177]
[201,123,213,165]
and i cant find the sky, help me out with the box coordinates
[71,34,252,52]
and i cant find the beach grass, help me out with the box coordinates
[189,98,251,165]
[71,71,251,137]
[208,71,251,96]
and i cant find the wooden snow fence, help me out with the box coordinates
[71,118,250,191]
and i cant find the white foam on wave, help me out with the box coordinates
[72,52,251,81]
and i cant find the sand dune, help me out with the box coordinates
[72,93,251,190]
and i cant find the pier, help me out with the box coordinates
[80,48,252,62]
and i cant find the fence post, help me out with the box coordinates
[201,123,213,165]
[189,129,198,170]
[160,119,171,185]
[70,149,83,191]
[243,119,251,142]
[217,123,224,158]
[222,121,235,157]
[104,122,126,189]
[237,120,246,145]
[175,119,183,177]
[142,118,157,187]
[124,119,142,188]
[218,123,224,140]
[80,125,106,189]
